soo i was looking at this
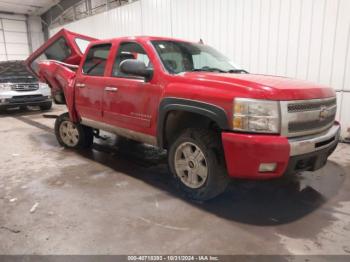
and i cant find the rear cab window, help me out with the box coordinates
[82,44,112,76]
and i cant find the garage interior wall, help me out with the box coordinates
[0,14,44,61]
[49,0,350,139]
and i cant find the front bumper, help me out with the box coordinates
[0,88,51,109]
[0,96,51,109]
[221,123,340,179]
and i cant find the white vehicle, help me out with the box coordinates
[0,60,52,111]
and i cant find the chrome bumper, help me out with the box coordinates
[289,124,340,156]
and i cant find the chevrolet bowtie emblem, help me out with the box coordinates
[319,106,329,121]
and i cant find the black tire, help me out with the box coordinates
[54,112,94,149]
[40,101,52,111]
[168,128,229,201]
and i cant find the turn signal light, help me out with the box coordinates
[233,117,243,129]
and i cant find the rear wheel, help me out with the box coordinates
[168,128,229,201]
[55,113,93,149]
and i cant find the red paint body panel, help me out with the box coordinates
[221,132,290,179]
[179,72,335,100]
[74,75,105,121]
[37,61,78,121]
[101,76,162,135]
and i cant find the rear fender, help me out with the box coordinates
[38,61,79,122]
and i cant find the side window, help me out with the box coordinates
[44,37,71,61]
[82,44,111,76]
[112,42,152,77]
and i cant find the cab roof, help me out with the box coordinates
[85,35,193,45]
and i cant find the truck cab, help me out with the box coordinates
[25,29,340,201]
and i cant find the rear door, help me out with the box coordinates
[75,43,112,121]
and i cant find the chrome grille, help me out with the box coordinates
[10,83,39,91]
[288,115,335,133]
[287,97,336,112]
[6,95,45,104]
[281,97,337,137]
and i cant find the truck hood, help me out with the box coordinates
[181,72,335,100]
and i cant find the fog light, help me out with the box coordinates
[259,163,277,172]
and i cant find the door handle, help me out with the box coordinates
[105,86,118,92]
[76,83,86,88]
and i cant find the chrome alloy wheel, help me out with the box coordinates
[59,120,79,147]
[174,142,208,189]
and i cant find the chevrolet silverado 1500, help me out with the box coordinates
[25,29,340,200]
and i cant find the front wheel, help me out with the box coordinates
[168,128,229,201]
[54,113,93,149]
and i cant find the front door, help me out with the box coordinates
[102,41,161,143]
[75,43,112,121]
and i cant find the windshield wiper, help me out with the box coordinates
[191,67,249,74]
[192,67,227,73]
[227,69,249,74]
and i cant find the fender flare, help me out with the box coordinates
[157,97,229,148]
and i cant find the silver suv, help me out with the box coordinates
[0,60,52,111]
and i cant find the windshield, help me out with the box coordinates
[152,40,244,74]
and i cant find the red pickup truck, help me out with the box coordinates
[25,29,340,200]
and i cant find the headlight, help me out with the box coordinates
[0,83,12,91]
[233,98,280,133]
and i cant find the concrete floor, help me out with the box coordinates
[0,104,350,255]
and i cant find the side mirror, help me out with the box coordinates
[119,59,153,81]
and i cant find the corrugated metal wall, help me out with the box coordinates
[0,14,44,62]
[49,0,350,138]
[27,16,45,52]
[0,14,30,61]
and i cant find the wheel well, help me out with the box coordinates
[163,110,220,149]
[53,91,66,105]
[45,77,66,104]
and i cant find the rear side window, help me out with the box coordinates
[82,44,111,76]
[44,37,71,61]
